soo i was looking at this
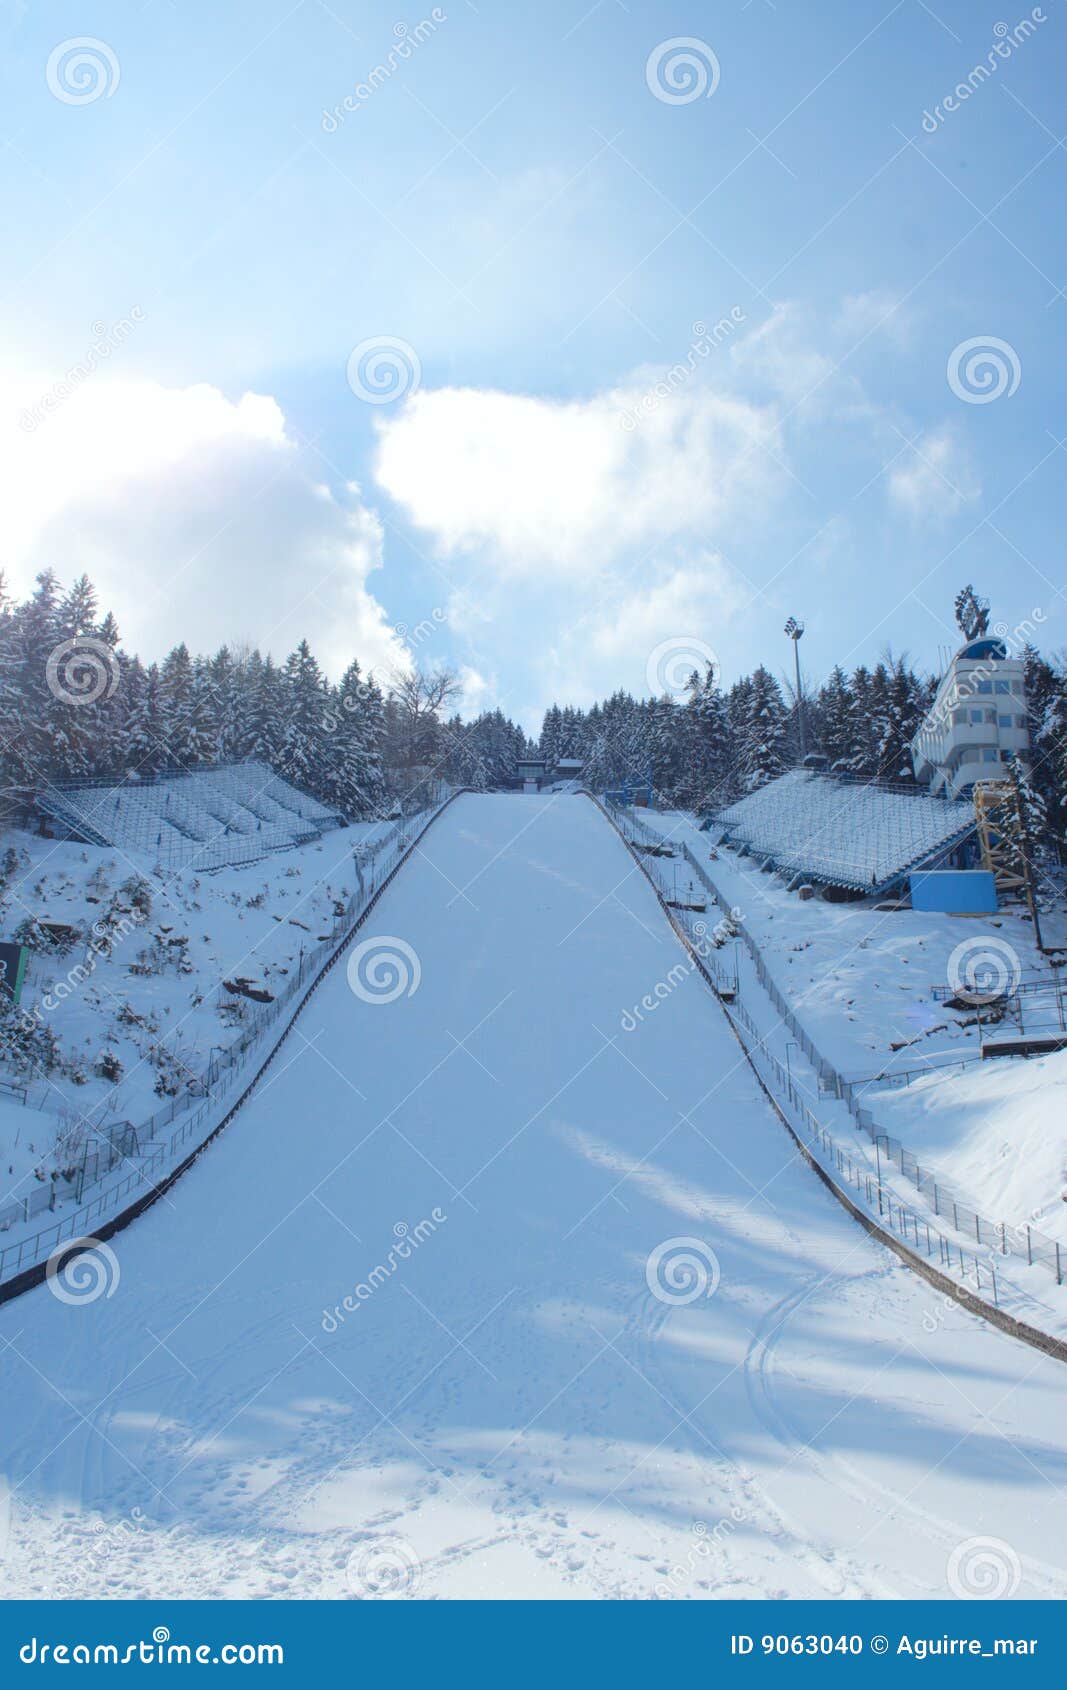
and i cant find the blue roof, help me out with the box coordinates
[959,638,1008,660]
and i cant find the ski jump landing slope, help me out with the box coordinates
[1,795,1064,1600]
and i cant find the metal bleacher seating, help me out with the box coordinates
[36,762,346,874]
[713,769,976,894]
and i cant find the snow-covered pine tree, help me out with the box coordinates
[875,657,922,784]
[685,663,730,810]
[159,643,197,769]
[278,640,329,794]
[815,665,856,772]
[243,654,284,769]
[123,660,169,775]
[737,666,788,792]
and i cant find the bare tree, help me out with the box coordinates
[386,667,462,774]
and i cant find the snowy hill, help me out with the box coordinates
[0,794,1064,1600]
[0,814,392,1224]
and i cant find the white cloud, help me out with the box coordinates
[373,375,783,725]
[834,290,914,348]
[0,377,408,679]
[887,426,980,519]
[374,379,782,576]
[728,303,836,407]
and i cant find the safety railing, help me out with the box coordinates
[0,790,461,1291]
[603,799,1063,1291]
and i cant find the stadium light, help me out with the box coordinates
[784,617,807,759]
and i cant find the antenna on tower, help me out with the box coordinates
[953,585,990,640]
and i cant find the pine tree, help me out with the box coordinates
[876,657,922,784]
[737,666,788,792]
[124,661,168,775]
[278,640,328,792]
[816,666,856,771]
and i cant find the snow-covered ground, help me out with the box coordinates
[637,808,1067,1246]
[1,794,1064,1601]
[0,820,390,1210]
[0,1096,62,1209]
[875,1057,1067,1244]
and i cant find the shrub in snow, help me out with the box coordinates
[0,1005,62,1076]
[119,876,153,919]
[96,1048,123,1083]
[14,915,81,957]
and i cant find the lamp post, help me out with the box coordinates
[784,617,807,761]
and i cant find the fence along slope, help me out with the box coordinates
[587,794,1067,1365]
[0,790,467,1305]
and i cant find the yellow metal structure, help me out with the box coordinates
[973,779,1025,899]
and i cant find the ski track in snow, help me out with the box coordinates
[1,794,1065,1601]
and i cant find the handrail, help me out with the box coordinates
[596,797,1066,1301]
[0,789,468,1304]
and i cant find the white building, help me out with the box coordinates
[910,637,1030,800]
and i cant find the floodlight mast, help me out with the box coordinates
[785,617,807,760]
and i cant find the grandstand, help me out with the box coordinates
[35,762,347,873]
[712,769,976,895]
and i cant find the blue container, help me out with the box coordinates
[909,869,998,914]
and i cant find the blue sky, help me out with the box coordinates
[1,0,1063,729]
